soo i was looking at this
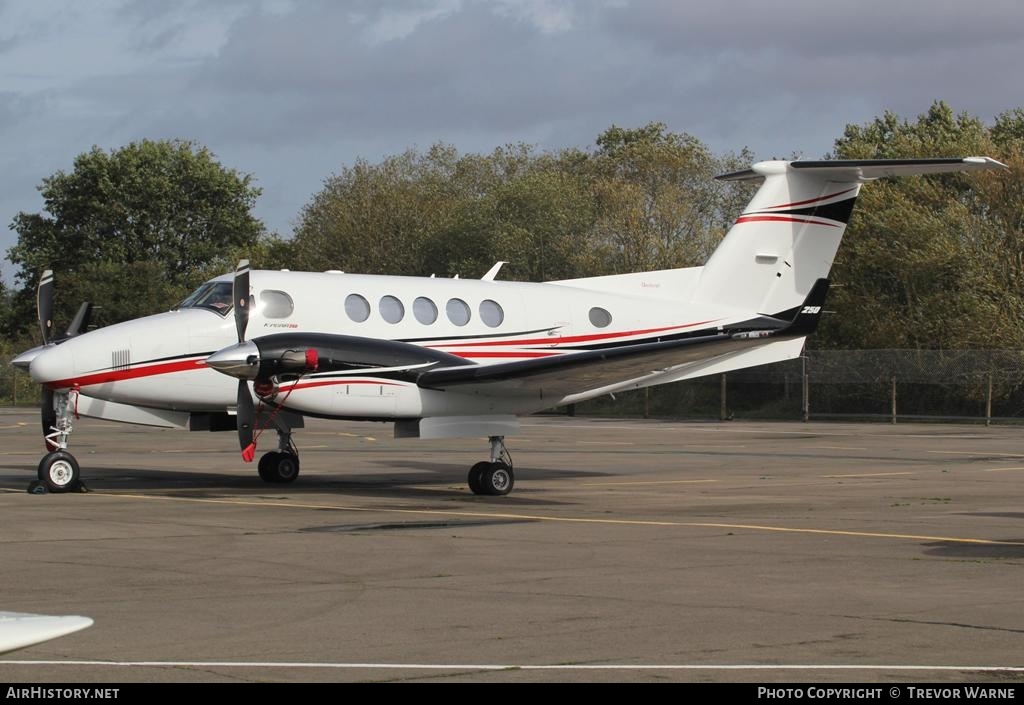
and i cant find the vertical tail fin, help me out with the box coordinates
[694,157,1005,316]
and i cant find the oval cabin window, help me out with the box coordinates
[345,293,370,322]
[379,295,405,324]
[479,299,504,328]
[446,298,471,326]
[414,297,438,324]
[589,307,612,328]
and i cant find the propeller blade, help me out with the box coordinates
[37,270,54,345]
[41,388,55,450]
[237,380,256,461]
[233,259,250,344]
[64,302,93,338]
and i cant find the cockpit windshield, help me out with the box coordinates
[175,281,234,315]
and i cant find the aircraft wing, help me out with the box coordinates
[0,611,93,655]
[417,280,827,400]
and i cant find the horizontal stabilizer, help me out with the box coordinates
[716,157,1006,182]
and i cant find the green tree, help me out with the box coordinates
[292,144,466,277]
[425,150,596,282]
[291,124,752,284]
[819,102,1024,350]
[584,123,754,275]
[7,139,267,335]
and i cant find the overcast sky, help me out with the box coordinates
[2,0,1021,282]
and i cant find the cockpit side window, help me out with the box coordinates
[175,281,234,316]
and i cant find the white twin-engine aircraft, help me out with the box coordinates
[14,157,1005,496]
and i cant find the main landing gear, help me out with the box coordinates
[468,435,514,496]
[256,416,300,484]
[36,389,83,493]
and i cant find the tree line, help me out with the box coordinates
[3,101,1023,356]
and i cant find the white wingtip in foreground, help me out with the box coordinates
[0,611,93,655]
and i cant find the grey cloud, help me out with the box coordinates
[3,0,1022,275]
[602,0,1024,58]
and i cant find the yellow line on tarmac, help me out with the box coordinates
[150,449,230,454]
[929,450,1024,457]
[682,444,747,449]
[982,467,1024,472]
[821,472,914,478]
[23,489,1019,548]
[582,479,718,486]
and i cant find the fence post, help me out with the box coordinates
[644,387,650,419]
[801,356,809,422]
[12,371,16,407]
[719,374,727,421]
[986,372,993,427]
[891,375,897,424]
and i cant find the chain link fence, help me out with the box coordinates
[573,349,1024,423]
[4,349,1024,423]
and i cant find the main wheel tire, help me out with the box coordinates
[468,461,490,495]
[38,451,80,493]
[258,451,300,483]
[480,462,514,496]
[257,452,281,482]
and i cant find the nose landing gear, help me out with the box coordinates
[36,389,84,493]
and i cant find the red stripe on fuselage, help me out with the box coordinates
[430,320,717,349]
[45,358,208,390]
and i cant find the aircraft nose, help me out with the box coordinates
[206,341,260,380]
[29,343,75,385]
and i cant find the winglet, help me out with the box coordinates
[786,278,830,336]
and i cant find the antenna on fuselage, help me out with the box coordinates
[481,261,507,281]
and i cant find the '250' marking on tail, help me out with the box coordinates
[801,306,821,314]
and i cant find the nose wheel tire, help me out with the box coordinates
[258,451,300,483]
[38,451,81,493]
[468,461,514,496]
